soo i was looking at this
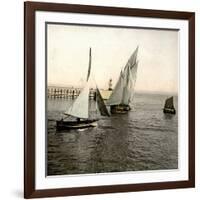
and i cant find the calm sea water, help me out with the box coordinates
[47,93,178,176]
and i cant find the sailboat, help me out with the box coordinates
[106,47,139,114]
[163,96,176,114]
[56,48,110,130]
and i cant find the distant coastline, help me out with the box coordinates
[47,84,178,96]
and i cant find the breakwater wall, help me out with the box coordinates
[48,86,96,100]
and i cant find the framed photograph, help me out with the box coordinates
[24,1,195,198]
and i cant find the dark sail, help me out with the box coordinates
[163,96,176,114]
[96,88,110,116]
[164,96,174,109]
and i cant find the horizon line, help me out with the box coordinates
[47,84,178,95]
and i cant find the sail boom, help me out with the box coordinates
[63,113,89,119]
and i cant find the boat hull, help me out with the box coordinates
[110,104,131,114]
[163,108,176,114]
[56,119,98,130]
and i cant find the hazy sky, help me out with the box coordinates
[47,23,178,93]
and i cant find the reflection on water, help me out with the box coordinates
[47,93,178,175]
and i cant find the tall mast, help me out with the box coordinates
[87,47,91,81]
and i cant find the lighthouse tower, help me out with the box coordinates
[108,79,112,91]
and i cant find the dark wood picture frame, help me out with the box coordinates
[24,1,195,198]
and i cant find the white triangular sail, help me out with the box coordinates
[129,61,138,103]
[131,61,138,79]
[122,61,138,104]
[124,46,138,72]
[64,47,109,119]
[107,47,139,106]
[130,61,138,92]
[64,81,90,119]
[64,47,92,119]
[121,65,133,105]
[106,71,124,105]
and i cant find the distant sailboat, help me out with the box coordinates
[106,47,139,114]
[56,48,110,130]
[163,96,176,114]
